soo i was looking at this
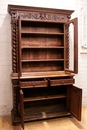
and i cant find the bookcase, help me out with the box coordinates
[8,4,82,129]
[19,20,64,73]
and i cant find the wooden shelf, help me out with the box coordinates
[24,94,66,102]
[21,59,64,62]
[20,71,70,79]
[21,46,64,49]
[21,32,64,35]
[24,104,71,121]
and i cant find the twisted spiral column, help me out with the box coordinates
[66,25,69,69]
[12,20,18,73]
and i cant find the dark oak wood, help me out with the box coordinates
[8,4,82,129]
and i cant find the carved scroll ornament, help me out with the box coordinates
[20,12,67,22]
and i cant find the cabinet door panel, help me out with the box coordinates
[67,85,82,121]
[64,18,78,74]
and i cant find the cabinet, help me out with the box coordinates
[8,4,82,129]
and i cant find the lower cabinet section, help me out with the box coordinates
[12,77,82,129]
[11,76,82,130]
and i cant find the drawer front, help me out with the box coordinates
[50,78,74,86]
[20,80,48,88]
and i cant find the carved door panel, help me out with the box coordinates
[64,18,78,74]
[67,85,82,121]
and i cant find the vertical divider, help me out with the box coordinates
[19,17,22,76]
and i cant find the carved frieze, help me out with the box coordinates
[10,10,68,22]
[19,12,67,22]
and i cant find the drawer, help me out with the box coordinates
[49,78,75,86]
[20,79,48,88]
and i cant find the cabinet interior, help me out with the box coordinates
[19,20,65,75]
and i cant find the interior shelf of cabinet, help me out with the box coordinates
[21,32,64,35]
[23,94,66,102]
[21,46,64,49]
[23,103,71,121]
[21,35,64,48]
[21,59,64,62]
[21,21,64,34]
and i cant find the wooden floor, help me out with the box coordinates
[0,106,87,130]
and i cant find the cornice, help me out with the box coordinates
[8,4,74,15]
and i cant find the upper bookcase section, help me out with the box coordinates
[8,5,78,78]
[8,4,74,23]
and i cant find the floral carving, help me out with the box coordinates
[20,12,67,22]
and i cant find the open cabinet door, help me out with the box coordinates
[20,90,24,129]
[64,18,78,74]
[67,86,82,121]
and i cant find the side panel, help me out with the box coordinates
[67,85,82,121]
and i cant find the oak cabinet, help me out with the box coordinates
[8,4,82,129]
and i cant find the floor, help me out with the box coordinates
[0,106,87,130]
